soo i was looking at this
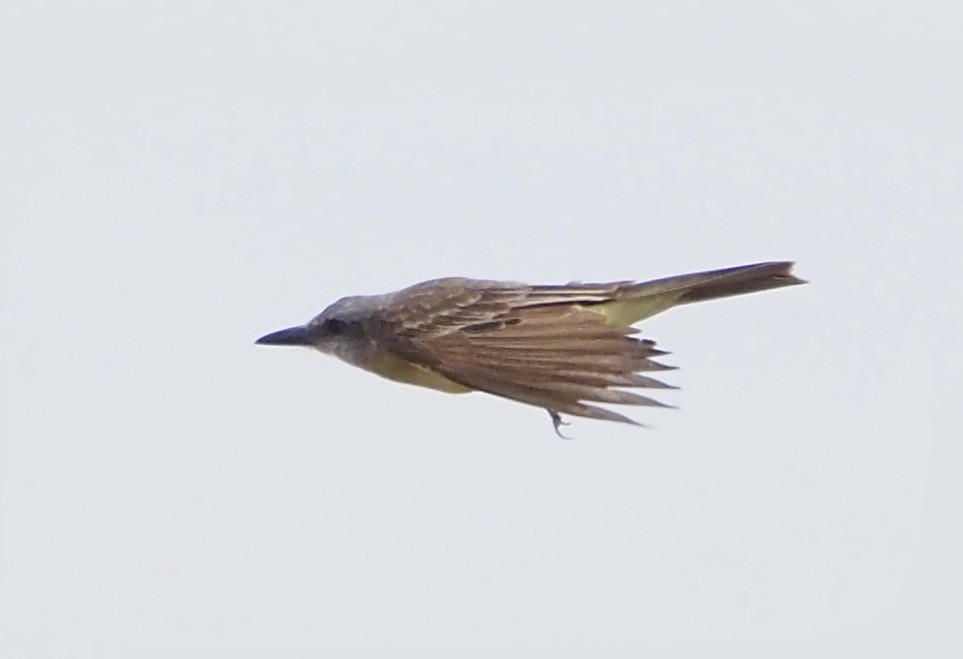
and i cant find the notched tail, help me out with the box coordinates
[596,261,805,326]
[672,261,806,304]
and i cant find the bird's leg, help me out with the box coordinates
[547,409,573,440]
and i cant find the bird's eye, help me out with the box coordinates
[324,318,346,334]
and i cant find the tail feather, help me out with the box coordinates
[596,261,805,326]
[667,262,806,304]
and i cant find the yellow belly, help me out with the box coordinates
[374,352,472,394]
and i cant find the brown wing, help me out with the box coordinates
[368,278,676,425]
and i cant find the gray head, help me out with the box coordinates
[255,296,372,354]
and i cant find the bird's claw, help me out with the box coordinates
[547,409,573,439]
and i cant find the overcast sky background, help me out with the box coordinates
[2,1,961,657]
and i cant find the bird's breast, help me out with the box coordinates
[373,352,472,394]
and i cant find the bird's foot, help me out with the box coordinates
[547,409,573,439]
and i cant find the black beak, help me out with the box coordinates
[255,325,311,346]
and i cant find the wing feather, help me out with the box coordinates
[369,283,678,425]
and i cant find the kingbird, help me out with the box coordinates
[256,261,805,433]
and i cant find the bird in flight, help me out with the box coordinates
[256,261,805,434]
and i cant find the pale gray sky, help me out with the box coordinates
[2,1,961,657]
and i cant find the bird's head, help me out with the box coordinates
[255,297,368,355]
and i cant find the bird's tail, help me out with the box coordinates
[597,261,806,326]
